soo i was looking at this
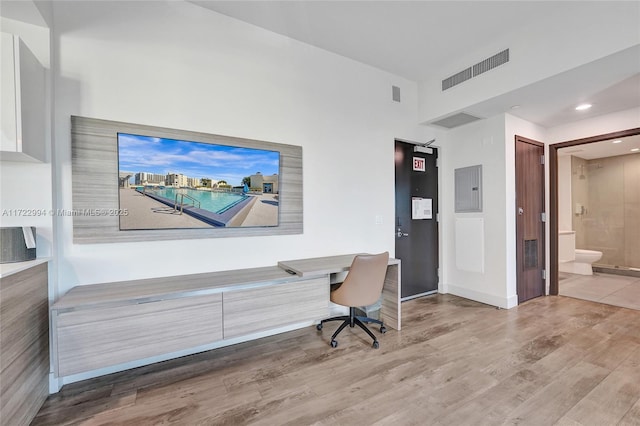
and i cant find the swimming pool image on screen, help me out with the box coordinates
[146,188,247,214]
[117,133,280,230]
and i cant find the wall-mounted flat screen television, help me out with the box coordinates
[117,133,280,230]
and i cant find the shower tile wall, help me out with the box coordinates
[571,156,589,250]
[625,155,640,267]
[572,154,640,268]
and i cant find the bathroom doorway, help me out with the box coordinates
[549,127,640,304]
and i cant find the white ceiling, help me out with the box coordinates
[192,1,640,128]
[3,1,638,128]
[463,47,640,128]
[191,1,563,81]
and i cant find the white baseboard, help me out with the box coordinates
[446,284,517,309]
[49,372,63,394]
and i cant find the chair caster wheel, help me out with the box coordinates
[330,340,338,348]
[316,323,323,331]
[380,326,387,334]
[372,341,379,349]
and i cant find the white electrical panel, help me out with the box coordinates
[455,165,482,213]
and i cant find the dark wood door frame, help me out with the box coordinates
[549,127,640,295]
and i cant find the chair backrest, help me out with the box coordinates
[331,252,390,307]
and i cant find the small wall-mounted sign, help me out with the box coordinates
[413,157,425,172]
[412,197,433,220]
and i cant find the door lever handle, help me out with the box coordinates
[396,228,409,238]
[518,207,524,215]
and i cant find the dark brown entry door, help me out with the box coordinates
[515,136,545,303]
[394,140,439,300]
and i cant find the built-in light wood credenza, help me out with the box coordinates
[0,261,49,426]
[51,254,401,381]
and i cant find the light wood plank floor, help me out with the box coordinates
[35,294,640,425]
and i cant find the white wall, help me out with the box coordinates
[0,162,53,255]
[0,17,53,256]
[440,115,510,307]
[418,2,640,123]
[50,1,425,297]
[439,113,547,308]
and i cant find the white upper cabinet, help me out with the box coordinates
[1,32,46,162]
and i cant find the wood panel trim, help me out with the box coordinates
[71,116,303,243]
[548,127,640,295]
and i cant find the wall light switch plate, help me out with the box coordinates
[375,215,383,225]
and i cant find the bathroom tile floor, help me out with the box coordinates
[559,271,640,311]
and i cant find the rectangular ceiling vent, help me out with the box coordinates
[442,67,472,91]
[442,48,510,91]
[431,112,482,129]
[473,49,509,77]
[392,85,401,102]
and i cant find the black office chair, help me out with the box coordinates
[316,252,389,349]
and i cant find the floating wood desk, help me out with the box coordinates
[278,254,402,330]
[51,254,400,383]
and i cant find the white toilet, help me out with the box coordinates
[558,231,603,275]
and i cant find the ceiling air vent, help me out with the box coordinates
[442,67,472,91]
[473,49,509,77]
[431,112,482,129]
[442,49,510,91]
[392,85,401,102]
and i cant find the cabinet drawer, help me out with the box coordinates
[56,294,222,376]
[223,277,328,339]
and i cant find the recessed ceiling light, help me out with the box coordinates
[612,140,623,144]
[631,148,640,152]
[575,103,592,111]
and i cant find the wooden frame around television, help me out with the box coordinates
[71,116,303,243]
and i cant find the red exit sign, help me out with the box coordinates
[413,157,425,172]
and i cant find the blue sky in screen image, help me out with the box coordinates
[118,133,279,186]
